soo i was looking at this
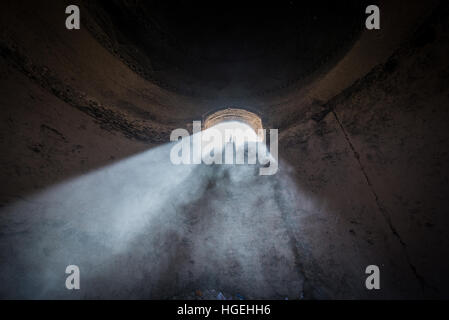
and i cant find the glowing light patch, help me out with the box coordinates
[208,121,260,148]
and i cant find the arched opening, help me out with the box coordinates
[203,108,264,142]
[199,109,274,172]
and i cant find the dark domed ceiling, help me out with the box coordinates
[84,0,369,98]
